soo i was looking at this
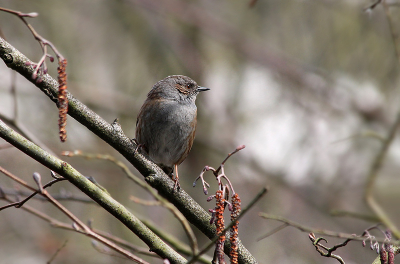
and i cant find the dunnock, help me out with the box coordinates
[135,75,209,190]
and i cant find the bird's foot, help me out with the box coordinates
[132,138,144,153]
[173,175,181,192]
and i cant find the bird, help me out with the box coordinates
[135,75,210,190]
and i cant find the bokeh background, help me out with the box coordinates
[1,0,400,263]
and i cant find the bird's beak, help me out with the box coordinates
[197,86,210,92]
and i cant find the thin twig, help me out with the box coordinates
[216,145,245,175]
[47,239,68,264]
[194,145,245,195]
[259,213,400,245]
[129,195,161,206]
[330,209,379,222]
[0,187,95,203]
[0,7,64,61]
[309,233,348,264]
[0,7,69,142]
[256,223,289,241]
[0,166,66,208]
[0,166,38,192]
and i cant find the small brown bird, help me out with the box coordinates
[135,75,209,190]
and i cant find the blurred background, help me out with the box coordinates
[0,0,400,263]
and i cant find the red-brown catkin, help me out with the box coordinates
[380,244,388,264]
[57,59,68,142]
[215,190,226,264]
[388,245,394,264]
[230,193,241,264]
